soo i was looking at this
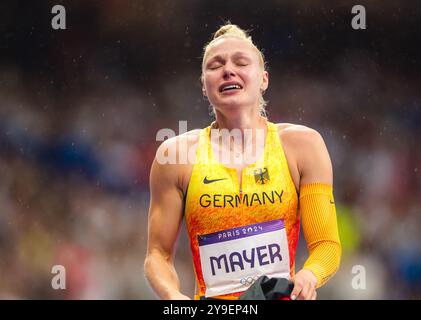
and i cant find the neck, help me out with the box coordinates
[211,110,268,164]
[213,110,267,132]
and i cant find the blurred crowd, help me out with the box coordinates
[1,1,420,299]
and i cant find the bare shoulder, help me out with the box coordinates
[152,129,201,193]
[158,129,201,148]
[155,128,201,164]
[275,123,332,184]
[275,123,325,148]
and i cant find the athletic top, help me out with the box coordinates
[184,121,300,299]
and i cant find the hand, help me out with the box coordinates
[290,269,318,300]
[167,291,191,300]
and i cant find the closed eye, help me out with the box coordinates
[236,58,250,66]
[207,61,223,70]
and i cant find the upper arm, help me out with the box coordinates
[298,128,333,186]
[147,140,186,261]
[281,125,333,186]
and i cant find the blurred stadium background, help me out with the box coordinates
[0,0,420,299]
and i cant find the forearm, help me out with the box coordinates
[144,252,185,299]
[303,240,341,288]
[300,183,342,288]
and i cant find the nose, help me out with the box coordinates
[222,63,236,79]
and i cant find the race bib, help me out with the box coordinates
[198,219,290,297]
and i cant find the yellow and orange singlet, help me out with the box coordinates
[184,121,340,300]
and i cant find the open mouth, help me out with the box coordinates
[219,83,243,93]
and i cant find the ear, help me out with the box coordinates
[261,70,269,92]
[200,74,207,97]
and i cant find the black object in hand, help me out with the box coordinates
[238,275,294,300]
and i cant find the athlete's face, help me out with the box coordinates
[202,37,268,114]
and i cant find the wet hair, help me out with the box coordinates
[202,23,268,117]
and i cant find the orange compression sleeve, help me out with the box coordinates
[300,183,342,288]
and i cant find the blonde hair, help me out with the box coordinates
[202,24,268,117]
